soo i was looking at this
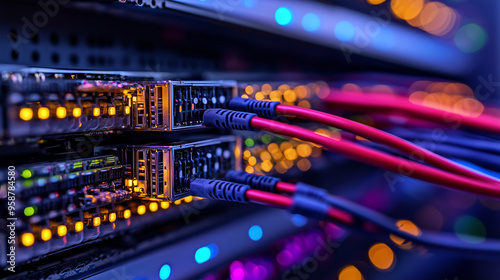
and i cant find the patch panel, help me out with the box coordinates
[123,136,240,201]
[130,80,237,131]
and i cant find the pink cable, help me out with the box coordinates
[250,117,500,199]
[246,189,293,208]
[325,91,500,134]
[277,104,499,184]
[247,186,354,224]
[276,182,297,194]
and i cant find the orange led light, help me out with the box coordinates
[56,107,67,118]
[108,106,116,116]
[149,202,158,212]
[75,221,84,232]
[93,217,101,227]
[109,213,117,223]
[123,209,131,219]
[57,225,67,237]
[21,233,35,247]
[73,107,82,117]
[19,108,34,121]
[137,205,146,215]
[38,107,50,120]
[93,107,100,117]
[41,228,52,241]
[161,201,170,209]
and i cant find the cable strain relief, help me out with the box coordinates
[189,178,249,203]
[229,97,280,118]
[290,194,329,220]
[203,109,256,130]
[225,170,280,193]
[295,182,328,202]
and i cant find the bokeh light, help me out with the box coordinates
[368,243,395,270]
[454,23,487,53]
[334,21,356,42]
[275,7,293,26]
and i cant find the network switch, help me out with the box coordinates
[123,136,240,201]
[1,72,236,139]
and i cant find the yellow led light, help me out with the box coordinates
[41,228,52,241]
[19,108,33,121]
[75,221,84,232]
[125,106,131,114]
[38,107,50,120]
[21,233,35,247]
[57,225,67,237]
[161,201,170,209]
[93,217,101,227]
[93,107,100,117]
[123,209,131,219]
[108,106,116,116]
[125,179,133,187]
[109,212,117,223]
[184,196,193,203]
[174,200,182,205]
[73,107,82,118]
[149,202,158,212]
[56,107,67,118]
[137,205,146,215]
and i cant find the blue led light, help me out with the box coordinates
[334,21,356,42]
[195,246,211,264]
[301,13,320,32]
[291,214,308,227]
[275,7,293,26]
[159,264,171,280]
[248,225,263,241]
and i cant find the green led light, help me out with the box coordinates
[454,23,487,53]
[454,215,486,243]
[24,206,35,216]
[73,161,83,169]
[21,169,32,179]
[244,138,255,147]
[261,134,272,144]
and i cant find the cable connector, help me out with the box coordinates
[225,170,281,193]
[189,178,250,203]
[203,109,256,130]
[229,97,280,118]
[295,182,328,202]
[290,194,329,220]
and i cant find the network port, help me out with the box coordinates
[124,136,240,201]
[130,81,237,131]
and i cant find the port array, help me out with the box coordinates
[124,136,239,201]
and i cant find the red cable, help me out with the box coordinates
[246,189,293,208]
[327,208,354,225]
[250,117,500,199]
[247,186,354,224]
[276,104,499,184]
[325,91,500,134]
[276,181,297,194]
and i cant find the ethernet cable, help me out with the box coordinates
[189,174,500,255]
[201,108,500,198]
[325,91,500,135]
[229,97,499,184]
